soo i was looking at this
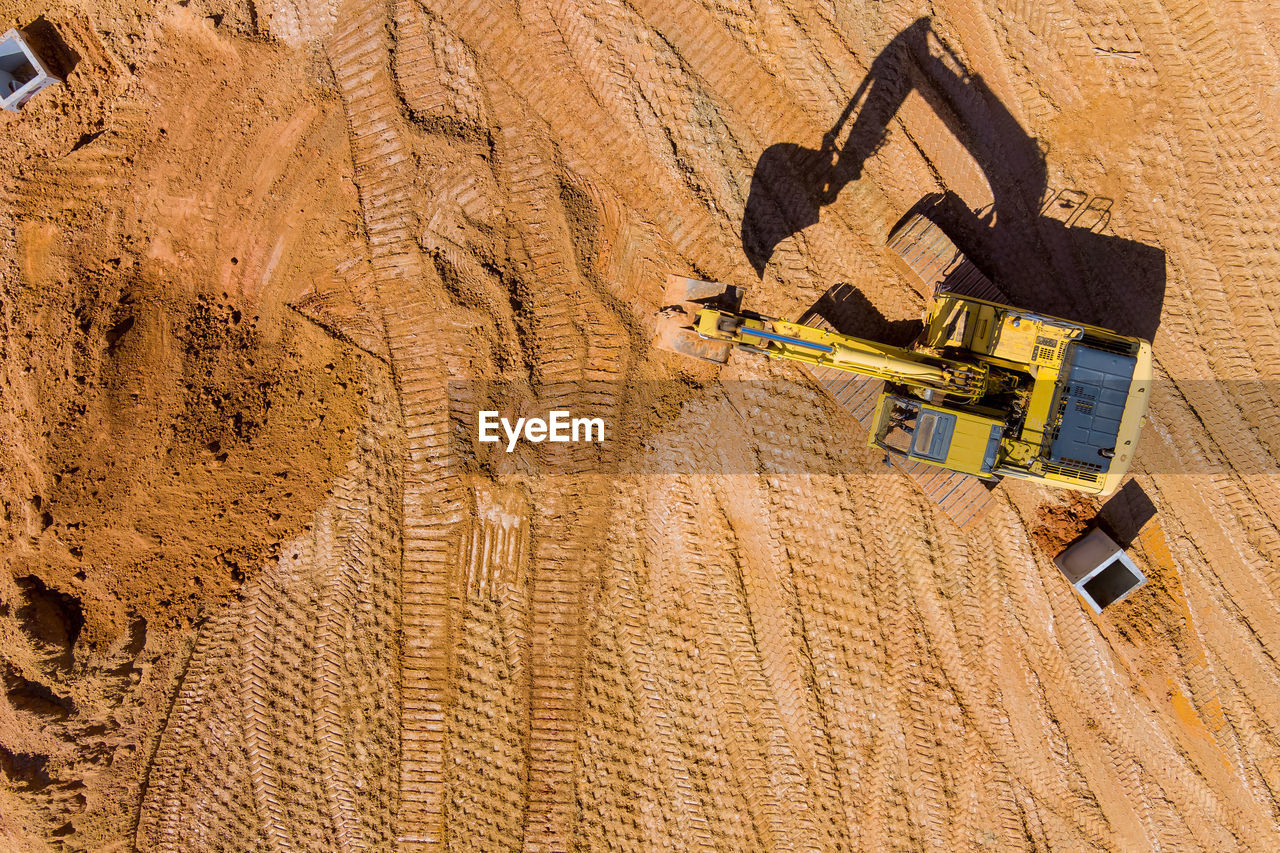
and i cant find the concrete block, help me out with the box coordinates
[1,28,60,112]
[1054,527,1147,613]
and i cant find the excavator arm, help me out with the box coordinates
[690,307,988,401]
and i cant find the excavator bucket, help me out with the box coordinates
[653,275,745,364]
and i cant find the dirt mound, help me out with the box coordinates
[0,4,370,847]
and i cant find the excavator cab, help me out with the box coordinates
[870,394,1005,479]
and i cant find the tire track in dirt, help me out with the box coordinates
[965,573,1082,847]
[258,0,339,46]
[391,0,485,128]
[240,571,311,853]
[493,123,629,851]
[862,476,966,851]
[433,0,924,333]
[11,117,136,220]
[333,7,643,847]
[443,593,527,852]
[574,481,669,853]
[1203,644,1280,822]
[992,0,1100,129]
[441,485,529,852]
[693,0,985,274]
[731,477,874,848]
[236,471,386,852]
[630,406,847,851]
[653,478,792,847]
[895,514,1004,852]
[137,609,259,853]
[701,470,838,828]
[705,387,868,844]
[674,474,814,851]
[425,0,746,281]
[609,480,704,851]
[328,3,473,847]
[315,486,372,853]
[635,494,725,853]
[338,378,405,853]
[435,0,906,323]
[784,473,896,846]
[996,495,1280,850]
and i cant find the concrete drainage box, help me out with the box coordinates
[1,29,59,112]
[1054,527,1147,614]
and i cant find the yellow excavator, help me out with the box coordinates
[656,267,1151,496]
[664,18,1152,503]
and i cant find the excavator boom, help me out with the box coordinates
[690,307,988,400]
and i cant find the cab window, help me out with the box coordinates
[910,410,956,461]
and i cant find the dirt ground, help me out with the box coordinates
[2,0,1280,851]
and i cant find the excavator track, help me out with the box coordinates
[886,212,1005,302]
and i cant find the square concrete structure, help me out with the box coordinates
[1054,527,1147,614]
[0,29,59,112]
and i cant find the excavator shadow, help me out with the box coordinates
[801,282,920,348]
[741,15,1165,343]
